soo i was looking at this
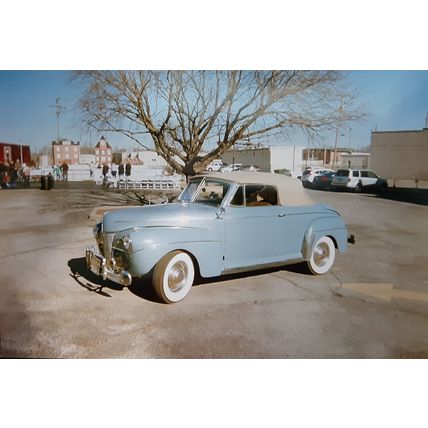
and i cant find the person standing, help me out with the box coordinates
[53,164,61,180]
[111,162,118,178]
[118,162,124,179]
[102,163,109,178]
[23,164,31,187]
[89,162,95,178]
[125,161,131,178]
[61,161,69,181]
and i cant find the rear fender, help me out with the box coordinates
[301,217,348,260]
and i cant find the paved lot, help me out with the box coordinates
[1,183,428,358]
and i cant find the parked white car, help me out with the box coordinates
[220,163,242,173]
[206,160,226,172]
[301,167,334,188]
[331,169,388,192]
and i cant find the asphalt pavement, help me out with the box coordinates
[1,184,428,358]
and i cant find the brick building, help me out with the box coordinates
[94,136,112,166]
[52,140,80,166]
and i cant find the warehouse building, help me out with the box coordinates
[370,128,428,187]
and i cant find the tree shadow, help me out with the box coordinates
[67,257,124,298]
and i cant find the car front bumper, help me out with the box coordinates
[85,246,132,286]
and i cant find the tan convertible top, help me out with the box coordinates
[197,172,315,206]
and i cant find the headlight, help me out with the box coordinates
[122,234,133,251]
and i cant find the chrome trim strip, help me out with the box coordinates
[222,257,303,275]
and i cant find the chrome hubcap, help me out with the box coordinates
[167,261,188,292]
[314,243,329,267]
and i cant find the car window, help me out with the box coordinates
[230,186,244,206]
[367,171,378,178]
[179,179,202,202]
[360,171,368,178]
[245,185,278,207]
[179,178,230,206]
[352,170,359,177]
[335,169,349,177]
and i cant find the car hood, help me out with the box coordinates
[102,202,218,233]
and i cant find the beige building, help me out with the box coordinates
[222,146,303,175]
[52,140,80,166]
[339,152,370,169]
[95,136,112,165]
[371,128,428,181]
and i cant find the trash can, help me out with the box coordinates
[47,174,55,190]
[40,175,49,190]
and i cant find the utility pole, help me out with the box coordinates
[50,98,65,143]
[332,97,344,170]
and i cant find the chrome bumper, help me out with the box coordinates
[85,246,132,287]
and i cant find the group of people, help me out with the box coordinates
[0,159,31,189]
[100,161,132,181]
[52,162,69,181]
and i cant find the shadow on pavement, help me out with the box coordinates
[68,257,123,298]
[128,274,161,303]
[193,262,309,287]
[364,188,428,206]
[67,257,310,303]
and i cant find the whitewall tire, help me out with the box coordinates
[153,251,195,303]
[307,236,336,275]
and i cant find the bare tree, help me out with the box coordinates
[75,70,362,177]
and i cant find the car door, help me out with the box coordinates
[223,184,294,270]
[360,170,378,189]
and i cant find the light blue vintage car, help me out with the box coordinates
[86,172,351,303]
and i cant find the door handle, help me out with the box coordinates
[278,213,286,217]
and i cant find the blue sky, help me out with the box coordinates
[0,70,427,152]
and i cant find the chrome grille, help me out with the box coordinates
[98,232,115,260]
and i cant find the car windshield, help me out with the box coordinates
[335,169,350,177]
[179,178,231,207]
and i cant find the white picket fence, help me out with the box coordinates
[114,177,181,190]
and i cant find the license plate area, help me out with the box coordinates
[89,252,105,275]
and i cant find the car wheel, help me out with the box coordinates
[307,236,336,275]
[354,182,362,193]
[153,250,195,303]
[207,168,213,172]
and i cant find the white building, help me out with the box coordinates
[121,150,167,168]
[222,145,303,175]
[79,154,96,165]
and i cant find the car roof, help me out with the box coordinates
[195,172,315,206]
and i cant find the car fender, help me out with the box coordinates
[119,226,224,278]
[301,216,348,260]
